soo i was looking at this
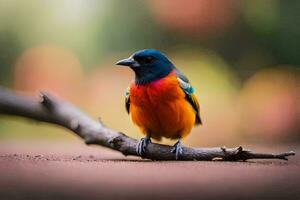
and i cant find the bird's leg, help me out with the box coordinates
[171,139,183,160]
[136,135,151,156]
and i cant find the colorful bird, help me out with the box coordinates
[116,49,202,159]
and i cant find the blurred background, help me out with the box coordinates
[0,0,299,147]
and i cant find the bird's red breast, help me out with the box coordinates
[129,70,197,140]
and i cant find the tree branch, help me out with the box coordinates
[0,87,295,161]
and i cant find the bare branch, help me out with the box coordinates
[0,87,295,161]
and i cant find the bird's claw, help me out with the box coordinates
[136,135,151,156]
[171,140,183,160]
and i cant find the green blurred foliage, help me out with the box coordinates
[0,31,22,86]
[243,0,300,65]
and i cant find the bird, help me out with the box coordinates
[116,49,202,159]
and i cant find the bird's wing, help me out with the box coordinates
[175,69,202,125]
[125,86,130,114]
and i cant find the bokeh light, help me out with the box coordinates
[14,44,83,101]
[148,0,240,38]
[238,67,300,142]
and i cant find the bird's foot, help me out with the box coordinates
[136,135,151,156]
[171,140,183,160]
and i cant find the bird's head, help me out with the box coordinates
[116,49,174,84]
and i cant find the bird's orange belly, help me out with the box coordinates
[129,77,196,140]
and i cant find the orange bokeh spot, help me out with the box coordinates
[148,0,239,38]
[238,68,300,140]
[14,44,83,100]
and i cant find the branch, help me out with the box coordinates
[0,87,295,161]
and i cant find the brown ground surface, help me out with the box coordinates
[0,140,299,200]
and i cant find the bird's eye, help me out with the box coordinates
[144,56,154,63]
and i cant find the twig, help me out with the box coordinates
[0,87,295,161]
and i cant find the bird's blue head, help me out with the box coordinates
[116,49,174,84]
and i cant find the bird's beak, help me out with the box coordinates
[115,57,140,67]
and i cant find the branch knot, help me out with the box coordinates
[40,92,54,110]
